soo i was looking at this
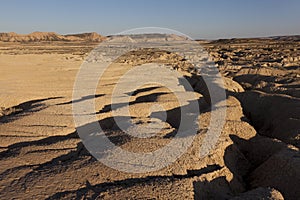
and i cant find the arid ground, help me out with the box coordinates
[0,33,299,199]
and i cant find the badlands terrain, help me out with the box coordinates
[0,32,299,199]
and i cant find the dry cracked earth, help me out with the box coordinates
[0,34,299,199]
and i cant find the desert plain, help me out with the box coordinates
[0,32,299,199]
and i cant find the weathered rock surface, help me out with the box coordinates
[230,187,284,200]
[0,34,299,199]
[248,146,300,200]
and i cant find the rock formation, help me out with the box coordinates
[0,31,105,42]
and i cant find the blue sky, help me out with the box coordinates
[0,0,299,39]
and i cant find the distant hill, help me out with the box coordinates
[269,35,300,41]
[1,32,299,43]
[0,32,105,42]
[209,35,300,44]
[64,32,105,42]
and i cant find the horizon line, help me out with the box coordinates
[1,30,300,41]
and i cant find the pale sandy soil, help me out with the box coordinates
[0,37,299,199]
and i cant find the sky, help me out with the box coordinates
[0,0,299,39]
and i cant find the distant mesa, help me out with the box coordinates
[0,31,106,42]
[2,32,300,43]
[107,33,190,42]
[64,32,105,42]
[0,31,190,43]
